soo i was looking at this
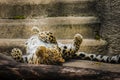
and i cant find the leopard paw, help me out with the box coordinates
[11,48,23,62]
[74,34,83,44]
[74,34,83,51]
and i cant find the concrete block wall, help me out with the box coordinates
[96,0,120,55]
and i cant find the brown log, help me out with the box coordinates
[0,53,120,80]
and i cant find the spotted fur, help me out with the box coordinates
[38,31,57,44]
[75,52,120,63]
[11,27,82,65]
[11,48,23,62]
[27,46,64,65]
[11,27,120,65]
[58,34,83,60]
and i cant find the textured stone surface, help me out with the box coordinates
[0,0,104,55]
[0,17,100,39]
[0,0,97,18]
[96,0,120,55]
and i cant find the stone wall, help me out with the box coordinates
[96,0,120,55]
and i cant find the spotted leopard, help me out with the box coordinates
[11,27,120,65]
[11,27,82,65]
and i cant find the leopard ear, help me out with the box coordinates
[31,26,40,34]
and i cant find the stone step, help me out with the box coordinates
[0,17,100,39]
[0,0,97,18]
[0,39,107,55]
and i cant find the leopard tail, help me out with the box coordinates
[75,52,120,63]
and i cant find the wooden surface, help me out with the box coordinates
[0,53,120,80]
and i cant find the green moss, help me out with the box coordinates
[95,34,101,40]
[94,31,101,40]
[12,15,26,19]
